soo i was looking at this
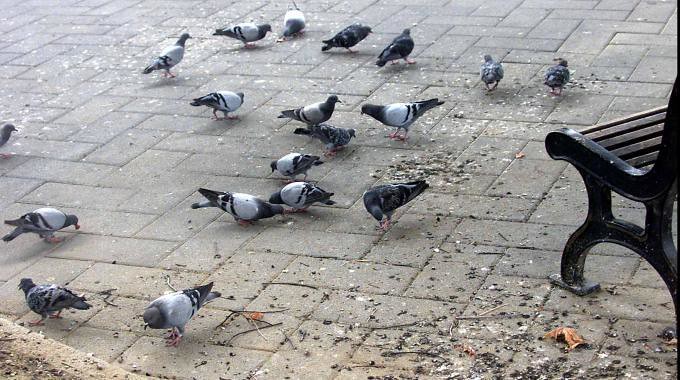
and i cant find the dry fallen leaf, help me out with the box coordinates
[246,312,264,321]
[664,338,677,346]
[515,152,526,159]
[454,343,476,358]
[545,327,586,351]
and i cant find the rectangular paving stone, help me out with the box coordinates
[135,197,222,242]
[6,138,97,160]
[414,192,536,221]
[20,182,136,211]
[452,218,575,251]
[593,44,648,67]
[629,56,678,83]
[628,1,676,23]
[546,94,614,125]
[246,229,377,259]
[67,111,150,143]
[60,326,138,362]
[486,159,566,198]
[6,158,116,186]
[83,129,169,165]
[54,95,133,125]
[48,234,177,267]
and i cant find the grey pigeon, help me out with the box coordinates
[322,23,372,52]
[269,181,335,212]
[213,23,271,48]
[270,153,323,181]
[278,95,341,126]
[279,1,305,41]
[142,33,191,78]
[190,91,244,120]
[0,123,17,159]
[545,58,570,96]
[361,98,444,141]
[480,54,504,91]
[376,28,415,67]
[191,188,283,226]
[3,208,80,244]
[293,124,356,156]
[363,180,428,231]
[143,282,220,347]
[19,278,91,326]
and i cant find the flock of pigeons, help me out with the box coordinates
[0,2,573,347]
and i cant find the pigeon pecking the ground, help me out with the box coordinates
[213,23,271,48]
[279,1,305,41]
[142,33,191,78]
[361,98,444,141]
[191,188,284,226]
[3,208,80,244]
[376,28,415,67]
[545,58,570,96]
[480,54,504,91]
[270,153,323,181]
[0,123,17,159]
[143,282,221,347]
[19,278,91,326]
[293,124,356,157]
[278,95,341,126]
[322,23,372,53]
[269,181,335,213]
[363,180,429,231]
[190,91,244,120]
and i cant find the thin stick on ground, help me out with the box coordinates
[372,321,421,330]
[384,351,447,361]
[478,304,505,317]
[224,322,283,346]
[165,275,177,292]
[262,282,318,290]
[246,317,268,342]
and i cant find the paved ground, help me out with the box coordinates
[0,0,677,379]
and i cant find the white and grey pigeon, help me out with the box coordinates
[269,182,335,212]
[213,23,271,48]
[190,91,244,120]
[376,28,415,67]
[3,208,80,244]
[142,33,191,78]
[191,188,283,226]
[19,278,91,326]
[0,123,18,159]
[278,95,341,126]
[480,54,504,91]
[322,23,372,53]
[545,58,570,96]
[293,124,356,157]
[279,1,305,41]
[270,153,323,181]
[361,98,445,141]
[363,180,429,231]
[143,282,220,347]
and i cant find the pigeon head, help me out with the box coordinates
[402,28,411,35]
[360,104,381,117]
[483,54,493,62]
[348,129,356,138]
[176,33,191,46]
[1,123,17,138]
[327,95,341,104]
[18,278,36,294]
[270,160,278,173]
[268,190,283,205]
[261,24,272,32]
[65,214,80,230]
[269,204,285,215]
[143,306,164,329]
[366,202,384,222]
[554,58,568,67]
[236,92,245,101]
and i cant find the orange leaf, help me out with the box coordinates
[515,152,526,159]
[454,343,476,358]
[246,312,264,321]
[544,327,586,351]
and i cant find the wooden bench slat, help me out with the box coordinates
[580,106,667,135]
[626,151,659,168]
[611,136,663,159]
[586,112,666,141]
[597,124,665,150]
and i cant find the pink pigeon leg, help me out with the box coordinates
[45,236,63,244]
[379,219,391,231]
[28,318,45,326]
[48,310,63,319]
[345,47,356,53]
[226,114,239,120]
[405,57,416,64]
[0,153,12,159]
[237,219,253,226]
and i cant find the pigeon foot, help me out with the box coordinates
[0,153,12,159]
[28,319,45,326]
[237,219,253,226]
[45,236,64,244]
[405,58,416,64]
[379,219,392,231]
[48,311,62,319]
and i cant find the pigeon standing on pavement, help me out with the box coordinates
[278,95,341,126]
[322,23,372,52]
[143,282,221,347]
[269,182,335,212]
[270,153,323,181]
[361,98,444,141]
[191,188,283,225]
[480,54,504,91]
[0,123,17,159]
[3,208,80,243]
[363,180,429,231]
[19,278,91,326]
[376,28,415,67]
[279,1,305,41]
[293,124,356,156]
[213,23,271,48]
[142,33,191,78]
[545,58,570,96]
[190,91,244,120]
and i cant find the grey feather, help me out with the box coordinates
[269,182,335,209]
[270,153,323,180]
[192,188,283,223]
[3,208,79,242]
[376,29,414,67]
[545,59,570,91]
[0,123,17,150]
[361,98,444,133]
[278,95,341,126]
[363,180,429,224]
[293,124,355,152]
[480,55,504,90]
[322,24,372,51]
[19,278,91,321]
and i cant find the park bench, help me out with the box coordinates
[544,79,677,319]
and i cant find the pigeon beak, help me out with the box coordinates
[337,100,343,104]
[75,224,81,230]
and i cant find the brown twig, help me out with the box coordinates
[372,321,421,330]
[165,275,177,292]
[478,304,506,317]
[383,351,447,361]
[0,337,16,342]
[102,298,118,307]
[224,322,283,346]
[262,282,318,290]
[228,308,289,315]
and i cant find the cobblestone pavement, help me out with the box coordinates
[0,0,677,379]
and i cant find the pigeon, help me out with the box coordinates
[0,123,17,159]
[270,153,323,181]
[279,1,305,41]
[293,124,356,156]
[19,278,91,326]
[213,23,271,48]
[480,54,504,91]
[322,23,372,53]
[190,91,244,120]
[3,208,80,244]
[363,180,429,231]
[269,182,335,212]
[278,95,341,126]
[143,282,220,347]
[376,28,415,67]
[142,33,191,78]
[191,188,283,226]
[545,58,570,96]
[361,98,444,141]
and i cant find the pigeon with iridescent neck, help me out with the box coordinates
[3,208,80,243]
